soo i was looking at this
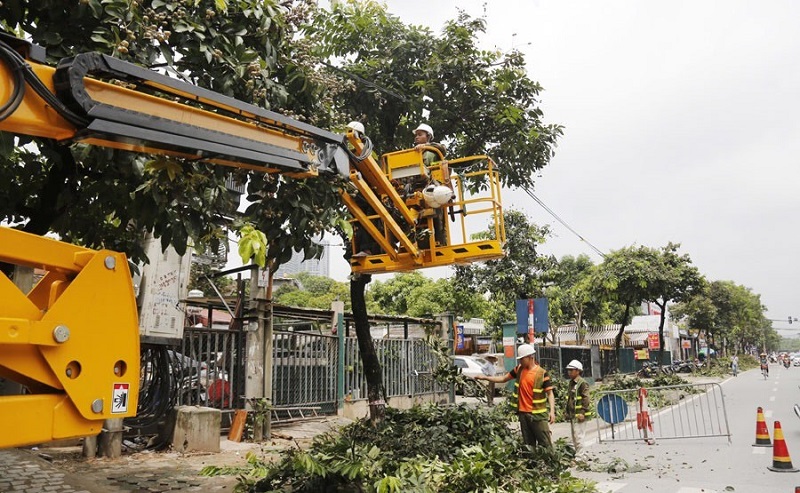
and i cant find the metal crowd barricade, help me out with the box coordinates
[595,382,731,443]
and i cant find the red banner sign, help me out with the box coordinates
[647,333,660,350]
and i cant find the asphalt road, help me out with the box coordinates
[574,364,800,493]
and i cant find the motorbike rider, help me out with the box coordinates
[760,352,769,377]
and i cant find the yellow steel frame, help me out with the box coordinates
[347,149,505,274]
[0,228,140,448]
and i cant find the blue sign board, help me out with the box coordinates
[596,394,628,425]
[456,324,465,350]
[515,298,549,335]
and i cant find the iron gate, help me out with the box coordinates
[272,331,339,414]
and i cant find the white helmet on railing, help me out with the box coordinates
[347,121,365,136]
[413,123,434,140]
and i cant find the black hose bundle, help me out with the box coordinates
[0,38,89,127]
[344,135,374,162]
[124,344,176,431]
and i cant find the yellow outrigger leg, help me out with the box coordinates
[0,228,140,448]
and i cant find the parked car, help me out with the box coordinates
[453,355,489,378]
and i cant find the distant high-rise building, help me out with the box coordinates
[273,237,330,278]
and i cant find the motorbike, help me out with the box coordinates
[795,386,800,420]
[671,359,697,373]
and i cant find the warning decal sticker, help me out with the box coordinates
[112,383,130,414]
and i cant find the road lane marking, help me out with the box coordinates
[765,410,773,418]
[753,447,767,454]
[769,396,776,402]
[773,387,778,392]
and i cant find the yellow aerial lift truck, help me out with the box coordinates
[0,32,505,448]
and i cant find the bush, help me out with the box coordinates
[204,404,598,493]
[650,373,690,388]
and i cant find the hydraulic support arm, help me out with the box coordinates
[0,228,140,447]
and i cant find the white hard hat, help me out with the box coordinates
[516,344,536,360]
[566,360,583,371]
[347,121,365,135]
[413,123,434,140]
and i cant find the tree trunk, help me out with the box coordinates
[614,303,631,351]
[574,305,585,345]
[350,273,385,425]
[656,300,667,364]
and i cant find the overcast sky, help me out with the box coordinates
[326,1,800,335]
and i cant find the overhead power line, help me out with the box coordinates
[522,187,606,258]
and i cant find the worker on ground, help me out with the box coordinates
[480,354,499,406]
[565,359,591,455]
[474,344,555,449]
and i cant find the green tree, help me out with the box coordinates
[671,293,717,347]
[547,254,609,344]
[367,274,488,319]
[591,245,662,350]
[648,243,705,361]
[273,272,351,311]
[672,280,773,354]
[306,3,563,187]
[310,3,562,423]
[368,272,431,315]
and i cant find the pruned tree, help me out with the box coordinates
[2,1,562,427]
[309,3,562,422]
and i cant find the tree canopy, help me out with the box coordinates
[274,272,351,311]
[589,245,662,349]
[671,280,777,353]
[1,0,563,275]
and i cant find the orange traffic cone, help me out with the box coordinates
[754,407,772,447]
[768,421,799,472]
